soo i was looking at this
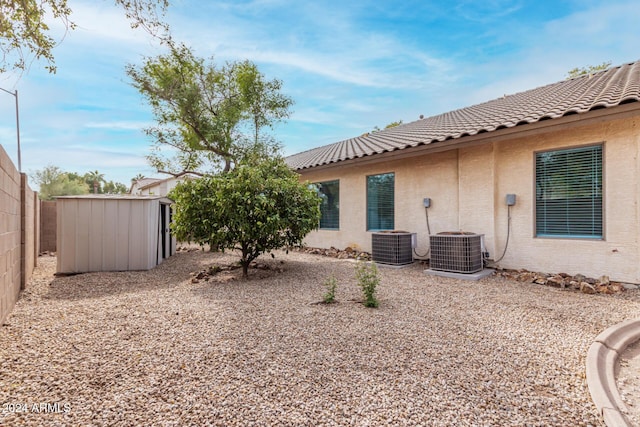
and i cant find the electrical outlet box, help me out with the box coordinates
[423,197,431,208]
[506,194,516,206]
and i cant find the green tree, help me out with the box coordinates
[103,180,128,194]
[236,63,293,145]
[0,0,169,74]
[566,61,611,79]
[126,44,293,175]
[131,173,145,183]
[84,170,105,194]
[373,120,403,133]
[33,164,89,200]
[169,157,321,278]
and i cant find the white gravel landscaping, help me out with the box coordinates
[2,249,639,426]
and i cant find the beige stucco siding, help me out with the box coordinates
[298,114,640,283]
[458,144,496,255]
[302,150,461,255]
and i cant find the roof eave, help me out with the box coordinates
[294,102,640,174]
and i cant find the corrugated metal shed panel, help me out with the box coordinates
[56,198,171,273]
[286,60,640,171]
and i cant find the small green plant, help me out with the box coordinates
[355,261,380,308]
[322,276,338,303]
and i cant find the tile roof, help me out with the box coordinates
[286,60,640,171]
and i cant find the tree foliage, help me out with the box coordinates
[131,173,145,183]
[374,120,403,132]
[0,0,169,74]
[370,120,403,134]
[127,45,293,175]
[102,180,128,194]
[84,170,105,194]
[33,164,89,200]
[169,157,321,277]
[33,165,127,198]
[566,61,611,79]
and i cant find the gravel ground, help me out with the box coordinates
[619,339,640,425]
[1,250,640,426]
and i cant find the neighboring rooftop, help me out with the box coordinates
[136,172,199,191]
[129,177,163,194]
[286,60,640,171]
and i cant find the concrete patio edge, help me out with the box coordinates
[586,318,640,427]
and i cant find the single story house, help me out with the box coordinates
[130,173,198,196]
[286,60,640,283]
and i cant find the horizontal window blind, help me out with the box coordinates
[316,180,339,229]
[535,145,603,238]
[367,173,394,231]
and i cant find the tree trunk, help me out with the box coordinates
[241,262,249,278]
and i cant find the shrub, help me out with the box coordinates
[169,157,321,278]
[322,276,338,304]
[355,261,380,308]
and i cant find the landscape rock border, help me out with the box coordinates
[495,269,635,295]
[291,245,372,260]
[587,318,640,426]
[296,246,638,296]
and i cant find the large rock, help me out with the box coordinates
[580,282,597,294]
[546,275,566,288]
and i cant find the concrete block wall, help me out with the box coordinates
[0,144,39,324]
[21,174,39,288]
[40,201,56,252]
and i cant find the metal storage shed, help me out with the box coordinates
[56,195,175,273]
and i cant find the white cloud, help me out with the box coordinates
[172,1,455,90]
[84,121,151,131]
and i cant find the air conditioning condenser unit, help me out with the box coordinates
[371,231,414,266]
[429,232,483,273]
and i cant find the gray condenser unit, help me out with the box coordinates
[429,232,483,273]
[371,231,414,266]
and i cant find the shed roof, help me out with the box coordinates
[56,194,173,203]
[286,60,640,171]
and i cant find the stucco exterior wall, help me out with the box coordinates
[139,176,191,196]
[297,115,640,283]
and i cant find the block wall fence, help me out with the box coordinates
[40,201,56,253]
[0,144,40,324]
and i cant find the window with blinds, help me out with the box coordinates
[315,180,339,230]
[535,144,603,238]
[367,172,394,231]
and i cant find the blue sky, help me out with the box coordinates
[0,0,639,187]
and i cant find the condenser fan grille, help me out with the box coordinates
[371,232,413,265]
[429,233,483,273]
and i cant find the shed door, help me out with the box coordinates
[161,204,167,259]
